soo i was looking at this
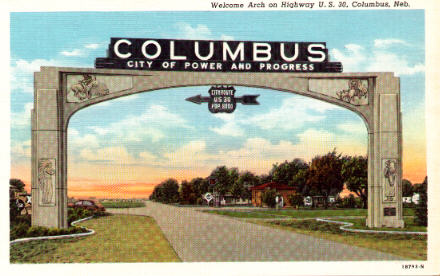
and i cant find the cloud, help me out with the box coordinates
[87,126,110,136]
[175,22,213,39]
[366,51,425,75]
[209,96,340,137]
[158,128,366,173]
[246,97,339,131]
[60,49,83,56]
[80,146,135,163]
[163,140,216,168]
[330,44,366,72]
[139,151,158,163]
[85,43,100,49]
[220,34,235,40]
[330,40,424,76]
[210,121,244,137]
[11,58,89,94]
[11,102,33,129]
[11,59,58,93]
[209,113,244,137]
[175,22,234,41]
[374,39,409,48]
[69,133,100,149]
[62,42,105,56]
[11,140,31,159]
[85,104,192,143]
[337,121,367,135]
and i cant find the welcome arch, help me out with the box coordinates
[31,67,404,228]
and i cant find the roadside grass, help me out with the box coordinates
[249,218,426,260]
[10,215,180,263]
[337,217,426,232]
[203,210,287,218]
[100,201,145,208]
[205,208,415,219]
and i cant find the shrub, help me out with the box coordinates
[10,199,21,223]
[68,208,94,226]
[47,228,61,236]
[342,194,356,208]
[261,189,277,208]
[10,222,30,241]
[196,197,203,205]
[26,226,49,237]
[415,177,427,226]
[288,194,303,208]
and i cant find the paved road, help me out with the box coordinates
[108,201,402,262]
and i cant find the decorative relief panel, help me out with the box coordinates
[308,79,369,105]
[66,74,133,103]
[38,158,56,206]
[383,159,398,202]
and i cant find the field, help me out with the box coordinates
[255,218,427,260]
[100,200,145,208]
[204,208,426,260]
[204,208,415,219]
[10,215,180,263]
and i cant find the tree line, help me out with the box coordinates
[150,149,371,207]
[149,149,428,215]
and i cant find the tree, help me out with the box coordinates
[306,150,344,208]
[293,168,309,196]
[415,176,427,226]
[236,171,260,203]
[209,166,239,197]
[190,177,209,201]
[342,194,357,208]
[402,179,413,197]
[10,179,26,222]
[10,179,25,194]
[341,156,368,208]
[288,194,303,208]
[149,178,180,203]
[230,181,244,203]
[270,158,308,188]
[261,189,277,208]
[179,180,197,204]
[258,174,272,185]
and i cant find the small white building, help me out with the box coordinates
[412,193,420,205]
[403,197,412,203]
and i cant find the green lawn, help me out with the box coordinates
[253,218,427,260]
[205,208,415,219]
[335,217,427,232]
[204,207,425,260]
[10,215,180,263]
[100,201,145,208]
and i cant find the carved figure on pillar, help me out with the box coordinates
[383,159,397,201]
[38,159,56,205]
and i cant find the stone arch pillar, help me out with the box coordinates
[31,70,68,228]
[31,67,404,228]
[367,74,404,227]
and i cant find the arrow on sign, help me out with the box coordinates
[235,95,260,105]
[185,95,210,104]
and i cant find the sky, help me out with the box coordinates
[10,11,426,198]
